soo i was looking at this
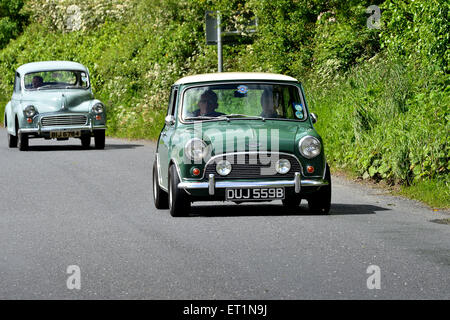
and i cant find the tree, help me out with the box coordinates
[0,0,27,48]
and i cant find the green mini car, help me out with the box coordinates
[4,61,106,150]
[153,73,331,216]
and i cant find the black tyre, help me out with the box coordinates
[18,132,29,151]
[307,164,331,214]
[153,160,169,209]
[81,135,91,149]
[168,164,190,217]
[94,130,105,149]
[7,130,17,148]
[282,195,301,209]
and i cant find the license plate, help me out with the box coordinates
[50,130,81,138]
[225,187,285,201]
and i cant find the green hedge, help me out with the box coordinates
[307,54,449,185]
[0,0,447,205]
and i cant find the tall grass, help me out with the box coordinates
[306,54,449,207]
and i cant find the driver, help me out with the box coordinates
[31,76,44,88]
[191,90,224,117]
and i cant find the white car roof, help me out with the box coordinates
[16,61,89,75]
[174,72,298,85]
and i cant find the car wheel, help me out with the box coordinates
[7,130,17,148]
[18,132,29,151]
[153,160,169,209]
[94,130,105,149]
[81,135,91,149]
[307,164,331,214]
[168,164,190,217]
[282,196,301,209]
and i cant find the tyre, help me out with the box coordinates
[18,132,29,151]
[282,195,301,209]
[168,164,190,217]
[7,130,17,148]
[94,130,105,149]
[81,135,91,149]
[153,160,169,209]
[307,164,331,214]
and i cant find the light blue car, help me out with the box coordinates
[4,61,107,150]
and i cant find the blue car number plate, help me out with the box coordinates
[225,187,285,201]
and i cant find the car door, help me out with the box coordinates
[157,85,178,189]
[8,72,22,132]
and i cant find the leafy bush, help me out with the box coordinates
[0,0,447,205]
[0,0,27,48]
[380,0,449,73]
[307,54,449,185]
[25,0,130,32]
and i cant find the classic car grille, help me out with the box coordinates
[41,115,88,127]
[204,153,302,179]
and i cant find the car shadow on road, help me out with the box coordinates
[104,144,144,150]
[190,202,389,217]
[328,203,390,215]
[25,143,144,151]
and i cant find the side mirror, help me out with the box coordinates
[165,115,175,126]
[310,113,318,124]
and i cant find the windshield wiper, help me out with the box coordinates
[37,85,66,90]
[184,116,217,121]
[184,114,265,121]
[217,114,265,121]
[64,85,82,89]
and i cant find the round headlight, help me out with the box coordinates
[299,136,321,159]
[216,160,232,176]
[92,103,104,114]
[276,159,291,174]
[24,105,37,118]
[184,138,208,162]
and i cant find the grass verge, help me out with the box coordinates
[331,166,449,210]
[397,178,450,210]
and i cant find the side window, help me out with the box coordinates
[167,87,178,116]
[14,73,21,93]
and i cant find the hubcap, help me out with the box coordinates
[169,178,173,209]
[153,169,158,200]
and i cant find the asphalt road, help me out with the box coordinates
[0,128,449,299]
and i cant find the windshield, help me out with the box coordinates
[24,70,89,90]
[181,83,306,121]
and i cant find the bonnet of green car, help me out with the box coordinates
[174,119,319,157]
[21,90,95,113]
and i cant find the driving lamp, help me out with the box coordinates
[276,159,291,174]
[216,160,232,176]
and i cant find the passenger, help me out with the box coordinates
[260,89,279,118]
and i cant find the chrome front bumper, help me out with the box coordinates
[178,172,329,196]
[18,124,106,135]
